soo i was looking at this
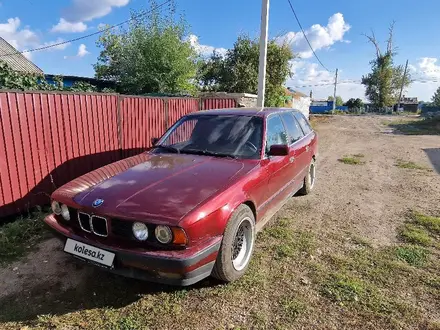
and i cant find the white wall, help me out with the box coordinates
[291,96,311,119]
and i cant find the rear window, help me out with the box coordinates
[294,112,313,135]
[280,112,304,144]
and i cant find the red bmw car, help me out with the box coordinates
[45,108,318,286]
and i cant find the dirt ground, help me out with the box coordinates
[0,115,439,330]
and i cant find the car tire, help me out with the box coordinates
[212,204,256,283]
[298,158,316,195]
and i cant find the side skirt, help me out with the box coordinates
[255,185,301,233]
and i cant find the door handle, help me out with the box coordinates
[289,156,295,163]
[306,145,310,152]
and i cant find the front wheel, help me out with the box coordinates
[212,204,256,282]
[298,158,316,195]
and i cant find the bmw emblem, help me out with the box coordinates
[92,199,104,208]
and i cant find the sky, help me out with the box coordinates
[1,0,440,102]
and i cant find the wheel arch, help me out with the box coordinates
[243,200,257,222]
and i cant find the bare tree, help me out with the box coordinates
[361,22,411,108]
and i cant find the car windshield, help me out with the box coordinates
[154,114,263,159]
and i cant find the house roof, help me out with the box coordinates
[286,88,308,98]
[0,38,43,74]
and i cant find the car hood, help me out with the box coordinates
[69,153,255,223]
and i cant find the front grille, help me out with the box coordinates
[91,216,108,237]
[78,212,91,232]
[77,212,108,237]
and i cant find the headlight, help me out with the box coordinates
[132,222,149,241]
[155,225,173,244]
[51,201,62,215]
[61,204,70,221]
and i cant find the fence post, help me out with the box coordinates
[164,98,169,130]
[199,97,204,111]
[117,95,123,159]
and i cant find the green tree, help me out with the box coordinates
[95,0,198,95]
[328,95,344,106]
[345,98,364,109]
[361,23,411,108]
[198,35,295,107]
[431,87,440,106]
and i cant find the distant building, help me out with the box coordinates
[0,37,43,74]
[396,95,418,112]
[0,37,114,91]
[44,74,116,90]
[286,88,311,118]
[310,99,348,113]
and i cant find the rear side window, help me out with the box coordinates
[294,112,313,135]
[280,112,304,144]
[266,115,288,152]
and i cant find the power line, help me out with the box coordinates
[290,77,440,89]
[0,0,172,58]
[286,0,331,72]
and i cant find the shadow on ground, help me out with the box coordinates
[0,261,223,323]
[424,148,440,174]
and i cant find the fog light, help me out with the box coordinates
[155,225,173,244]
[132,222,149,241]
[51,201,61,215]
[61,204,70,221]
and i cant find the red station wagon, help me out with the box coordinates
[45,108,318,286]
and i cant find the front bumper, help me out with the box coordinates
[44,214,221,286]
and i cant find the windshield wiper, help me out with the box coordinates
[180,148,238,159]
[153,144,180,154]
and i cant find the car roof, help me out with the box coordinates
[186,107,301,118]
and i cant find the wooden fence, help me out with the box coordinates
[0,91,236,217]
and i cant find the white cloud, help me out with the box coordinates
[98,23,108,30]
[188,34,227,57]
[64,43,90,60]
[404,57,440,101]
[0,17,39,51]
[276,13,350,59]
[287,56,440,102]
[287,60,366,101]
[51,18,87,33]
[0,17,70,61]
[414,57,440,79]
[63,0,130,22]
[77,44,89,57]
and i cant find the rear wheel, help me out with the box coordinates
[212,204,256,282]
[299,158,316,195]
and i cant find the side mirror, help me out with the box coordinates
[268,144,289,156]
[151,137,159,146]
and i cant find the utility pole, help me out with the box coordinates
[332,68,338,111]
[397,59,409,112]
[257,0,270,108]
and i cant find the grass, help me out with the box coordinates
[385,117,440,135]
[412,212,440,234]
[321,273,365,304]
[338,154,366,165]
[352,153,365,158]
[395,245,429,267]
[1,210,439,329]
[399,211,440,247]
[261,218,315,260]
[280,297,306,321]
[395,159,430,170]
[0,209,49,264]
[399,223,432,246]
